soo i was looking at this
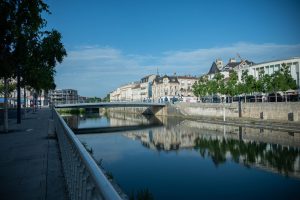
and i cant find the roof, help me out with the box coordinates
[153,75,179,84]
[207,62,220,74]
[141,74,156,79]
[132,84,140,89]
[141,74,157,83]
[177,76,198,80]
[222,60,254,71]
[251,56,300,66]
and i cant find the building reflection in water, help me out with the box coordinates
[123,119,300,179]
[62,112,300,179]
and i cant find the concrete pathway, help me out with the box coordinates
[0,108,68,200]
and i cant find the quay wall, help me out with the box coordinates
[172,102,300,122]
[104,102,300,122]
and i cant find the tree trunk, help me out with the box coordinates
[17,66,21,124]
[275,92,278,102]
[39,94,42,109]
[3,78,9,133]
[23,87,26,118]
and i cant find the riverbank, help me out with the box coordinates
[105,102,300,132]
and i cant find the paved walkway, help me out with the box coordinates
[0,108,68,200]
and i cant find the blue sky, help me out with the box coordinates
[44,0,300,97]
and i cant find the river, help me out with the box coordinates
[63,112,300,200]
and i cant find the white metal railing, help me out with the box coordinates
[53,109,122,200]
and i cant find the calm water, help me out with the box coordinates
[63,112,300,200]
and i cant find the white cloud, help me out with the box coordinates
[55,43,300,97]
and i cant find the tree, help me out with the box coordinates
[271,63,297,102]
[241,70,256,102]
[192,75,209,102]
[103,94,110,102]
[0,0,17,132]
[224,71,238,102]
[0,0,66,131]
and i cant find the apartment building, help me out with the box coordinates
[49,89,78,105]
[177,76,198,97]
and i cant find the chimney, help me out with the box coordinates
[229,58,236,63]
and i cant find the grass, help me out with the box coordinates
[58,108,86,115]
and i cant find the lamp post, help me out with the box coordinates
[223,97,226,122]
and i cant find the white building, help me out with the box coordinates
[110,82,140,102]
[238,57,300,88]
[140,74,157,101]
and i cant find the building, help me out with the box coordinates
[152,75,180,101]
[207,58,254,80]
[0,79,49,107]
[110,74,199,102]
[237,57,300,89]
[223,58,254,72]
[49,89,78,105]
[140,74,157,101]
[177,76,198,97]
[207,59,224,79]
[110,82,140,101]
[110,75,158,102]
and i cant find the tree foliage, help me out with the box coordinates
[0,0,66,131]
[192,63,297,102]
[0,0,66,91]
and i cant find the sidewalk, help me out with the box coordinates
[0,108,68,200]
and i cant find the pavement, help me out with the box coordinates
[0,108,68,200]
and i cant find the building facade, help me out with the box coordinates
[237,57,300,89]
[152,75,180,101]
[177,76,198,97]
[110,82,140,102]
[0,79,49,107]
[140,74,157,101]
[49,89,78,105]
[207,58,254,80]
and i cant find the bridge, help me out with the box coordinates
[55,102,167,116]
[55,102,166,108]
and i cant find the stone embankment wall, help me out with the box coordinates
[102,102,300,122]
[172,102,300,122]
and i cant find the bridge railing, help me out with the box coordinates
[53,109,122,200]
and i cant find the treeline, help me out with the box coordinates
[192,63,297,102]
[0,0,67,132]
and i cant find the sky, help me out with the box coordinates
[44,0,300,97]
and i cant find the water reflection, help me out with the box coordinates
[63,112,300,179]
[123,119,300,178]
[70,113,300,199]
[194,137,300,178]
[63,112,162,130]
